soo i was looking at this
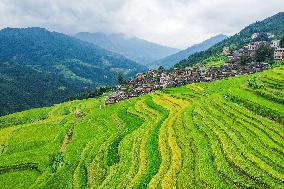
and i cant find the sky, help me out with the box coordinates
[0,0,283,49]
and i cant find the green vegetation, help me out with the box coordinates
[195,55,227,69]
[69,86,113,101]
[117,72,126,85]
[52,152,64,173]
[157,66,165,72]
[255,45,274,63]
[175,12,284,68]
[252,33,271,42]
[240,55,253,65]
[0,66,283,188]
[247,76,264,89]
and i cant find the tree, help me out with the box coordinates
[280,36,284,48]
[117,72,125,85]
[240,56,253,65]
[253,33,270,42]
[157,66,165,72]
[255,45,274,63]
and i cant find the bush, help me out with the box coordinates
[248,77,263,89]
[52,152,64,173]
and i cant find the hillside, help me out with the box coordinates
[74,32,180,65]
[0,27,146,116]
[175,12,284,68]
[152,34,227,69]
[0,65,283,188]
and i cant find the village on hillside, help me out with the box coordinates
[105,33,284,105]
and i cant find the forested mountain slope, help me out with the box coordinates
[0,27,146,115]
[175,12,284,68]
[0,65,283,188]
[75,32,180,65]
[152,34,227,69]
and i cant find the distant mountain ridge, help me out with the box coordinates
[175,12,284,68]
[75,32,180,65]
[152,34,227,68]
[0,27,146,115]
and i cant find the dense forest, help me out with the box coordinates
[0,27,147,115]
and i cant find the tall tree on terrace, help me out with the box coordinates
[240,56,253,65]
[255,45,274,63]
[117,72,126,85]
[158,66,165,72]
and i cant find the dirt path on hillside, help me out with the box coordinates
[60,128,73,153]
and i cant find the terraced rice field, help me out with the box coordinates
[0,66,283,188]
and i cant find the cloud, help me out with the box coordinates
[0,0,283,48]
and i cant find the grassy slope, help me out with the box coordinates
[195,55,227,69]
[0,66,283,189]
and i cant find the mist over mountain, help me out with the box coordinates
[152,34,227,69]
[0,27,146,115]
[75,32,180,65]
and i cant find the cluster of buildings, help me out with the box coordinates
[223,39,284,63]
[105,33,283,105]
[274,47,284,61]
[263,33,284,61]
[225,32,284,62]
[105,62,270,104]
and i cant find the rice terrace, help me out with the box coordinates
[0,65,283,188]
[1,2,284,189]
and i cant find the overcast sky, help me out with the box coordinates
[0,0,283,49]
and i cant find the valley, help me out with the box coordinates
[0,28,147,115]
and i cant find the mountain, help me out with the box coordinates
[175,12,284,68]
[0,27,146,115]
[1,65,283,188]
[74,32,180,65]
[152,34,227,69]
